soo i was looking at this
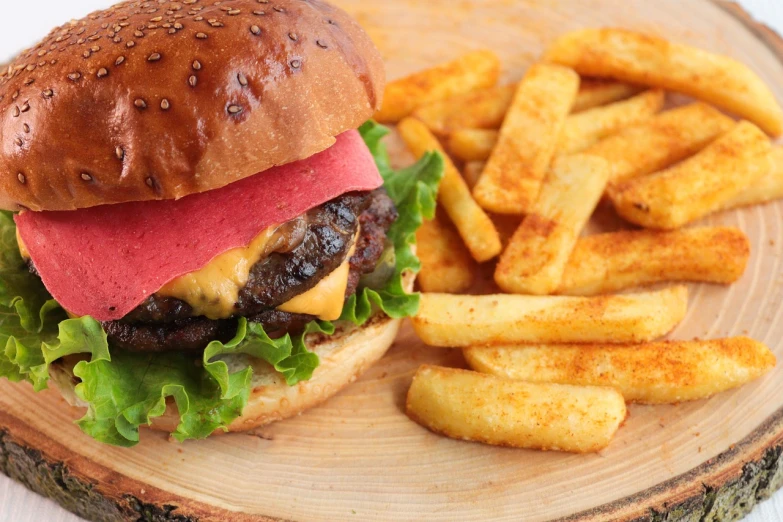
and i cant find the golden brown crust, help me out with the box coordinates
[0,0,384,211]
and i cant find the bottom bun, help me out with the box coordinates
[50,271,413,436]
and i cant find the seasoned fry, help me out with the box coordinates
[448,90,664,162]
[495,155,609,295]
[375,50,501,123]
[544,28,783,136]
[397,118,502,262]
[416,212,476,294]
[448,129,498,162]
[573,79,643,112]
[557,90,664,155]
[557,227,750,296]
[413,80,641,135]
[583,103,735,184]
[462,161,486,190]
[413,84,516,134]
[406,365,626,453]
[473,64,579,214]
[611,121,772,229]
[723,147,783,210]
[463,338,776,404]
[411,286,688,347]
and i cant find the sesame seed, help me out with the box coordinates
[145,177,155,188]
[220,6,231,11]
[196,32,208,39]
[150,16,163,22]
[126,41,136,48]
[42,89,53,99]
[258,0,269,3]
[115,56,125,66]
[227,104,243,114]
[174,23,183,29]
[148,24,158,29]
[288,32,297,41]
[12,91,18,100]
[97,68,109,78]
[83,51,92,58]
[163,23,172,28]
[273,6,284,12]
[238,72,248,86]
[160,99,171,110]
[316,40,328,49]
[81,173,93,181]
[250,25,261,35]
[192,60,202,70]
[23,124,30,133]
[115,146,124,160]
[188,75,198,87]
[194,16,204,21]
[253,10,266,15]
[228,9,241,15]
[91,45,100,52]
[148,52,162,61]
[15,138,23,147]
[68,72,81,81]
[20,102,30,113]
[134,30,144,37]
[168,28,177,34]
[290,59,301,69]
[134,98,147,109]
[88,35,101,41]
[17,173,25,184]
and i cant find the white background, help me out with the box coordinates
[0,1,782,521]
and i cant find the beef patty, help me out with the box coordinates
[100,189,397,352]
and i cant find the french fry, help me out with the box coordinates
[473,64,580,214]
[448,129,498,162]
[406,365,626,453]
[611,121,772,230]
[413,80,641,135]
[583,103,735,185]
[462,161,485,190]
[557,90,665,155]
[375,50,501,123]
[463,338,776,404]
[411,286,687,347]
[495,155,609,295]
[723,147,783,210]
[544,28,783,136]
[573,79,643,112]
[416,211,476,294]
[397,118,502,262]
[557,227,750,296]
[413,84,516,134]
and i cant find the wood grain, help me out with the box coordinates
[2,1,783,521]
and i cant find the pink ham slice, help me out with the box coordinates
[15,130,383,321]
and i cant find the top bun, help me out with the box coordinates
[0,0,384,211]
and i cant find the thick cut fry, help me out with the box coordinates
[723,147,783,210]
[414,80,640,135]
[557,90,664,155]
[464,338,776,404]
[558,227,750,296]
[406,365,626,453]
[413,84,516,134]
[375,50,501,123]
[544,28,783,136]
[473,64,580,215]
[611,121,772,230]
[449,129,498,162]
[412,286,687,347]
[573,79,643,112]
[496,155,609,295]
[398,118,502,262]
[462,161,485,190]
[416,212,476,294]
[583,103,735,185]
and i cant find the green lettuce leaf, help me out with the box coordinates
[0,122,443,446]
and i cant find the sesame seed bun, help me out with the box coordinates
[0,0,384,211]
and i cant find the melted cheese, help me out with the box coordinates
[158,226,357,321]
[277,242,355,321]
[16,228,30,259]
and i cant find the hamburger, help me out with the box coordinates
[0,0,442,446]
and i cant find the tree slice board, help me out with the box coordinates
[2,1,783,521]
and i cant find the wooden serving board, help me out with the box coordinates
[2,1,783,521]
